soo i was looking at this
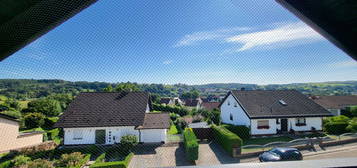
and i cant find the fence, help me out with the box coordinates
[242,132,357,154]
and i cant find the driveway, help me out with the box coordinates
[129,142,241,168]
[128,143,191,168]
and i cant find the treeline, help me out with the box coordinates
[1,79,357,101]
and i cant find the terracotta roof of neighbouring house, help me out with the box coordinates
[224,90,332,119]
[54,92,151,128]
[137,113,170,129]
[312,96,357,109]
[0,113,19,122]
[184,99,200,107]
[201,102,220,111]
[160,98,171,104]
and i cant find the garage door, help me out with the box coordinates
[140,129,166,143]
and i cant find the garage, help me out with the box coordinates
[140,129,167,143]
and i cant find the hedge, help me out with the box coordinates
[89,153,134,168]
[183,128,199,161]
[94,153,106,163]
[324,122,349,135]
[347,106,357,117]
[212,125,242,156]
[0,161,11,168]
[222,124,250,140]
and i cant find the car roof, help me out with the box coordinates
[272,147,298,152]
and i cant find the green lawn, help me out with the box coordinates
[168,124,178,135]
[243,136,293,146]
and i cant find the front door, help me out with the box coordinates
[281,119,288,132]
[95,130,106,144]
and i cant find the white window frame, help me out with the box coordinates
[257,120,270,129]
[295,118,306,126]
[73,130,83,140]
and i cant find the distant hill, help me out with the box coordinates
[0,79,356,100]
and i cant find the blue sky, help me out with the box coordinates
[1,0,356,85]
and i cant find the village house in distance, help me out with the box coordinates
[219,89,333,135]
[0,113,43,153]
[311,95,357,116]
[55,92,170,145]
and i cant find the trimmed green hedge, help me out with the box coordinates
[183,128,199,161]
[222,124,250,140]
[324,122,349,135]
[347,106,357,117]
[94,153,106,163]
[0,161,11,168]
[89,153,133,168]
[212,125,242,156]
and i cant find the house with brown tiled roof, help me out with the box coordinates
[0,113,43,153]
[183,98,203,110]
[55,92,170,145]
[220,90,332,135]
[311,95,357,116]
[202,102,220,111]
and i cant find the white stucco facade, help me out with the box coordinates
[220,94,250,126]
[64,126,166,145]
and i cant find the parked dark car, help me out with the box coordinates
[259,147,303,162]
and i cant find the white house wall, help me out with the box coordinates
[140,129,167,143]
[288,117,323,131]
[64,126,140,145]
[251,119,277,135]
[220,94,250,126]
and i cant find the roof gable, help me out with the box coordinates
[55,92,150,128]
[230,90,332,118]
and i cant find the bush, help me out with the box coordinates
[27,99,62,116]
[12,155,31,167]
[324,122,349,135]
[24,112,45,129]
[222,124,250,140]
[169,113,179,121]
[47,128,60,141]
[347,118,357,132]
[43,117,58,130]
[152,104,188,116]
[56,152,90,168]
[89,153,134,168]
[120,135,138,155]
[0,161,11,168]
[26,159,54,168]
[212,125,242,156]
[183,128,199,161]
[95,153,106,163]
[324,115,350,123]
[347,106,357,117]
[1,110,21,119]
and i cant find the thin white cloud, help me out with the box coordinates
[330,60,357,68]
[174,27,251,47]
[226,22,323,51]
[163,60,173,65]
[174,21,324,52]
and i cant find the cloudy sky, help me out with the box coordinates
[0,0,356,85]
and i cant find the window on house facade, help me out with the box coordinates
[227,100,230,106]
[234,102,238,107]
[73,130,83,140]
[295,118,306,126]
[230,113,233,121]
[257,120,270,129]
[276,118,280,124]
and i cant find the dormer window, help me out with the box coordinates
[279,100,287,106]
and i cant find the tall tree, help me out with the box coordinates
[26,99,62,116]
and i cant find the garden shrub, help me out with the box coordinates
[0,161,11,168]
[324,122,349,135]
[222,124,250,140]
[55,152,90,168]
[12,155,31,167]
[183,128,199,161]
[347,118,357,132]
[24,112,45,129]
[89,153,134,168]
[347,106,357,117]
[324,115,350,123]
[43,117,58,130]
[26,159,54,168]
[120,135,138,155]
[212,125,242,156]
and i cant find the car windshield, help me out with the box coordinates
[270,149,284,156]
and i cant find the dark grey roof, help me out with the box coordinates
[312,96,357,109]
[55,92,151,128]
[137,113,170,129]
[184,99,200,107]
[160,98,171,104]
[0,113,19,122]
[230,90,332,119]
